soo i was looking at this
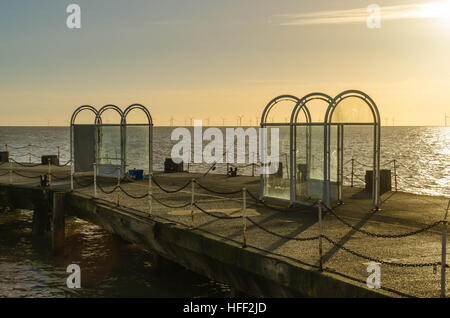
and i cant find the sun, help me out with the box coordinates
[421,0,450,19]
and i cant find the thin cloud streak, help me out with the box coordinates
[274,1,450,26]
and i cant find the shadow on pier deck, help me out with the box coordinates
[0,167,448,298]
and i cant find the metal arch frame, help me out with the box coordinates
[70,105,98,170]
[289,92,334,206]
[323,90,381,210]
[94,104,125,177]
[259,95,302,200]
[121,103,154,175]
[260,95,302,125]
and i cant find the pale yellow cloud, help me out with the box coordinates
[274,1,450,26]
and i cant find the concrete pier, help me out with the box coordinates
[0,165,448,298]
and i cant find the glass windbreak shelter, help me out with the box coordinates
[71,104,153,179]
[122,104,153,177]
[260,90,381,210]
[70,105,98,173]
[95,105,125,178]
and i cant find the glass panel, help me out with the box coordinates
[98,125,122,175]
[73,125,95,173]
[263,126,290,201]
[295,125,308,201]
[125,126,150,174]
[293,125,338,201]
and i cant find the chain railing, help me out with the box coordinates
[0,155,448,297]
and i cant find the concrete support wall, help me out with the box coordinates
[52,192,65,253]
[0,184,393,298]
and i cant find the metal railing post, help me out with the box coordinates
[48,160,52,189]
[70,160,74,191]
[116,167,121,206]
[190,178,195,228]
[28,144,32,164]
[5,144,8,152]
[252,163,255,177]
[9,159,12,185]
[318,200,323,272]
[242,188,247,248]
[57,146,60,161]
[93,163,97,198]
[351,158,354,187]
[441,221,447,298]
[148,173,152,217]
[393,159,398,192]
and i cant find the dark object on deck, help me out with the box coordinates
[365,169,391,194]
[227,167,238,177]
[129,169,144,181]
[39,175,49,187]
[164,158,183,173]
[41,155,59,166]
[0,152,9,163]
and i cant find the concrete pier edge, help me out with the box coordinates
[0,183,396,298]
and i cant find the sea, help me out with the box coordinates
[0,126,448,297]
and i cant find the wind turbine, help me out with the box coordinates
[237,115,244,127]
[170,116,174,127]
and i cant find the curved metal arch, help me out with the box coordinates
[95,104,124,124]
[260,95,302,125]
[121,103,153,125]
[324,90,380,125]
[290,92,333,124]
[70,105,98,126]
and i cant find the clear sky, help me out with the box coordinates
[1,0,449,126]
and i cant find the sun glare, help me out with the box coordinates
[422,0,450,20]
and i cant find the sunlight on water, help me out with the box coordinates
[0,126,447,197]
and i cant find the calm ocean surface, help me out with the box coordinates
[0,126,448,297]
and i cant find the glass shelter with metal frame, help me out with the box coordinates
[95,104,125,178]
[70,105,98,173]
[260,90,381,210]
[121,104,153,178]
[70,104,153,180]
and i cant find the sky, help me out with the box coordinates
[0,0,449,126]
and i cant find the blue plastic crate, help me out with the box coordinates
[128,169,144,181]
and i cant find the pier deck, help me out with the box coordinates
[0,163,448,298]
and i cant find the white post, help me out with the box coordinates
[190,178,195,228]
[318,200,323,272]
[28,144,32,164]
[70,160,74,191]
[441,221,447,298]
[9,159,12,185]
[93,163,97,198]
[116,167,121,206]
[5,144,8,152]
[148,173,152,217]
[243,188,247,248]
[48,160,52,189]
[393,159,398,192]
